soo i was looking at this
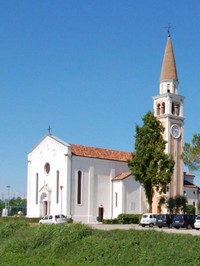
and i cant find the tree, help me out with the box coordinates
[128,111,175,212]
[186,205,196,215]
[174,195,188,214]
[182,134,200,171]
[0,200,5,214]
[166,195,188,214]
[166,197,175,214]
[158,196,166,213]
[7,197,27,216]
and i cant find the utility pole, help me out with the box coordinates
[6,185,10,215]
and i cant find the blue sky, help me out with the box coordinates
[1,0,200,197]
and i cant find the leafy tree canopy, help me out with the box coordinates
[182,133,200,171]
[128,111,175,212]
[166,195,188,214]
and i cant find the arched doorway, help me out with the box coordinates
[40,192,48,217]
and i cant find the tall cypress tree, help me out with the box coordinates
[128,111,175,212]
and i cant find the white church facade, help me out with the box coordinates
[27,135,147,223]
[27,34,200,222]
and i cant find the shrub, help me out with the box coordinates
[117,214,142,224]
[0,220,28,238]
[186,204,196,215]
[102,219,118,224]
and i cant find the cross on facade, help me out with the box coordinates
[48,126,51,135]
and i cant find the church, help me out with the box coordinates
[27,33,200,222]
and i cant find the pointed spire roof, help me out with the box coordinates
[160,34,178,82]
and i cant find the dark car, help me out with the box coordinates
[172,214,196,229]
[156,214,174,228]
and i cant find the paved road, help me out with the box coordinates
[90,223,200,236]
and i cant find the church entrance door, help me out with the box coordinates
[98,207,104,222]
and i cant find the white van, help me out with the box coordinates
[140,213,157,227]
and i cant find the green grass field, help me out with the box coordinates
[0,219,200,266]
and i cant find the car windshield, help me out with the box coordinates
[196,216,200,220]
[174,215,183,221]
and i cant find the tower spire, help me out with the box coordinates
[160,34,178,82]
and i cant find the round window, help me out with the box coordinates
[44,162,50,174]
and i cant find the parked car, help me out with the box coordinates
[156,214,174,228]
[172,214,195,229]
[194,215,200,230]
[140,213,157,227]
[39,214,67,225]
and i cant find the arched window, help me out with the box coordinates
[172,103,175,114]
[167,83,170,93]
[77,170,82,204]
[175,104,180,116]
[157,104,160,115]
[161,102,165,114]
[36,173,39,205]
[56,171,59,204]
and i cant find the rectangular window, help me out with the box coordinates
[36,173,38,205]
[56,171,59,204]
[115,192,118,207]
[77,171,82,204]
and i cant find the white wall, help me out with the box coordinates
[71,156,132,223]
[184,187,199,213]
[27,136,70,217]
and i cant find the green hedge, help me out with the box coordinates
[102,214,142,224]
[102,219,119,224]
[117,214,142,224]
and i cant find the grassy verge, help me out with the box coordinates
[0,219,200,265]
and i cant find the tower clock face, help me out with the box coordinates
[171,124,181,139]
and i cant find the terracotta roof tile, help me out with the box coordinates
[113,171,132,181]
[71,144,132,162]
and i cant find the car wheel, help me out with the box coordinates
[176,227,180,229]
[158,226,162,228]
[142,225,145,227]
[186,224,191,229]
[196,228,199,230]
[149,223,153,227]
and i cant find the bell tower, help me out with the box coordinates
[153,33,185,199]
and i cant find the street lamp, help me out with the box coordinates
[60,186,63,214]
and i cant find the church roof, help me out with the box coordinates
[113,171,132,181]
[184,180,199,189]
[71,144,132,162]
[184,172,195,178]
[160,35,178,82]
[30,134,132,162]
